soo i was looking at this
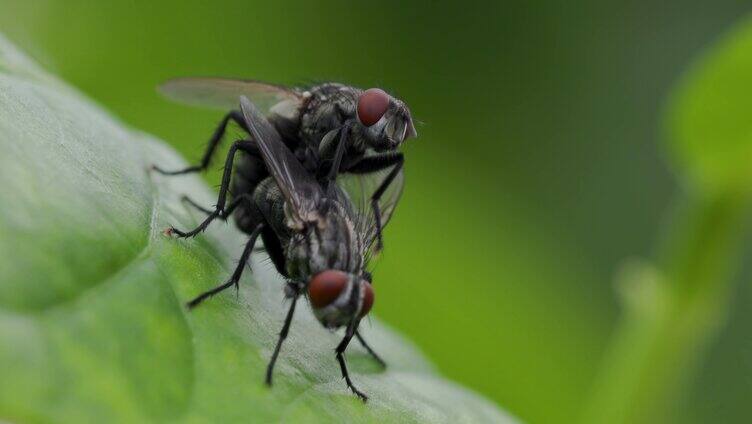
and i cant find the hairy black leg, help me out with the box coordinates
[336,321,368,402]
[167,140,258,238]
[355,330,386,368]
[325,123,352,185]
[347,152,404,251]
[180,193,252,220]
[180,195,214,215]
[265,287,301,386]
[186,223,263,309]
[152,110,248,175]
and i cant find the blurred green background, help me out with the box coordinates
[1,1,751,422]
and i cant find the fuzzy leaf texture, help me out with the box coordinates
[0,35,515,423]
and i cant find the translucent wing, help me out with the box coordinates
[239,96,322,221]
[160,77,303,115]
[338,165,405,262]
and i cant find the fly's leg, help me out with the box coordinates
[324,123,352,185]
[180,193,252,221]
[166,140,259,238]
[186,223,263,309]
[355,330,386,368]
[265,285,301,386]
[152,110,248,175]
[347,151,404,251]
[336,321,368,402]
[181,195,214,215]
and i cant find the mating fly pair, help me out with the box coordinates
[152,78,416,401]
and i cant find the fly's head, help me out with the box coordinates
[354,88,417,152]
[301,83,417,152]
[307,270,374,329]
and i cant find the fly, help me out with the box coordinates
[153,96,404,402]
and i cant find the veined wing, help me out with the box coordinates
[160,77,303,116]
[338,165,404,262]
[239,96,322,223]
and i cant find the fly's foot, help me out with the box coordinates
[347,384,368,403]
[163,226,191,238]
[163,225,203,238]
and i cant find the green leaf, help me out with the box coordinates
[0,34,515,423]
[665,15,752,193]
[585,16,752,421]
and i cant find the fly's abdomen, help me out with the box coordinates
[231,152,268,234]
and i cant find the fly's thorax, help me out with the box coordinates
[299,83,358,148]
[284,199,363,281]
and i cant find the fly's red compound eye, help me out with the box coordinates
[357,88,390,127]
[360,281,374,317]
[308,270,349,308]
